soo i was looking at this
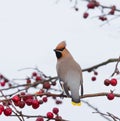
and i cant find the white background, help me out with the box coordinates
[0,0,120,121]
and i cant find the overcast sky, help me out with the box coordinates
[0,1,120,121]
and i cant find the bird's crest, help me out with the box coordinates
[55,41,66,50]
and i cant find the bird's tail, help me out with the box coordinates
[71,101,82,106]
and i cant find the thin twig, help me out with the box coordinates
[82,100,112,121]
[93,111,120,121]
[107,112,120,121]
[111,56,120,77]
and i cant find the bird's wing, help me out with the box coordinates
[59,79,71,97]
[80,82,84,96]
[63,83,71,97]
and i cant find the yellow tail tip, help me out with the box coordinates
[71,101,82,106]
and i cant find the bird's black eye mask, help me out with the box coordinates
[54,47,65,59]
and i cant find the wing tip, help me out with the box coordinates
[71,101,82,106]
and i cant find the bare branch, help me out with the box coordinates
[10,114,69,121]
[93,112,120,121]
[82,58,119,72]
[1,92,120,103]
[111,56,120,77]
[82,100,112,121]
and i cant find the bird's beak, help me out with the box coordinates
[53,49,56,52]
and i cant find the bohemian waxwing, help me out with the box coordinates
[54,41,83,106]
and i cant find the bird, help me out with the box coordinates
[53,41,83,106]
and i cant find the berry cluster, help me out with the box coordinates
[74,0,117,22]
[0,69,64,120]
[11,91,50,109]
[47,107,62,120]
[26,71,56,90]
[0,104,12,116]
[0,90,63,120]
[104,78,117,86]
[88,70,98,81]
[0,70,64,120]
[36,107,62,121]
[104,78,118,100]
[87,69,118,101]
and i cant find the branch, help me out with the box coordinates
[10,114,69,121]
[68,0,120,24]
[82,58,119,72]
[1,92,120,103]
[101,5,120,12]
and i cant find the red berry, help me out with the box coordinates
[83,12,89,19]
[12,95,21,103]
[32,99,40,109]
[32,72,37,77]
[8,83,12,87]
[36,76,41,81]
[52,107,59,114]
[109,5,116,15]
[0,81,6,86]
[107,93,115,100]
[23,94,33,102]
[88,69,92,72]
[0,74,3,79]
[94,71,98,75]
[42,96,48,103]
[26,78,31,84]
[99,16,107,21]
[47,112,54,119]
[4,107,12,116]
[14,101,20,106]
[104,79,110,86]
[0,110,2,115]
[111,5,116,10]
[109,10,115,15]
[87,2,95,9]
[0,104,4,115]
[110,78,117,86]
[56,100,62,105]
[18,101,25,108]
[25,99,33,106]
[4,79,9,82]
[43,82,51,89]
[36,117,44,121]
[91,76,96,81]
[0,104,4,111]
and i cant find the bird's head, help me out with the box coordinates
[54,41,69,59]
